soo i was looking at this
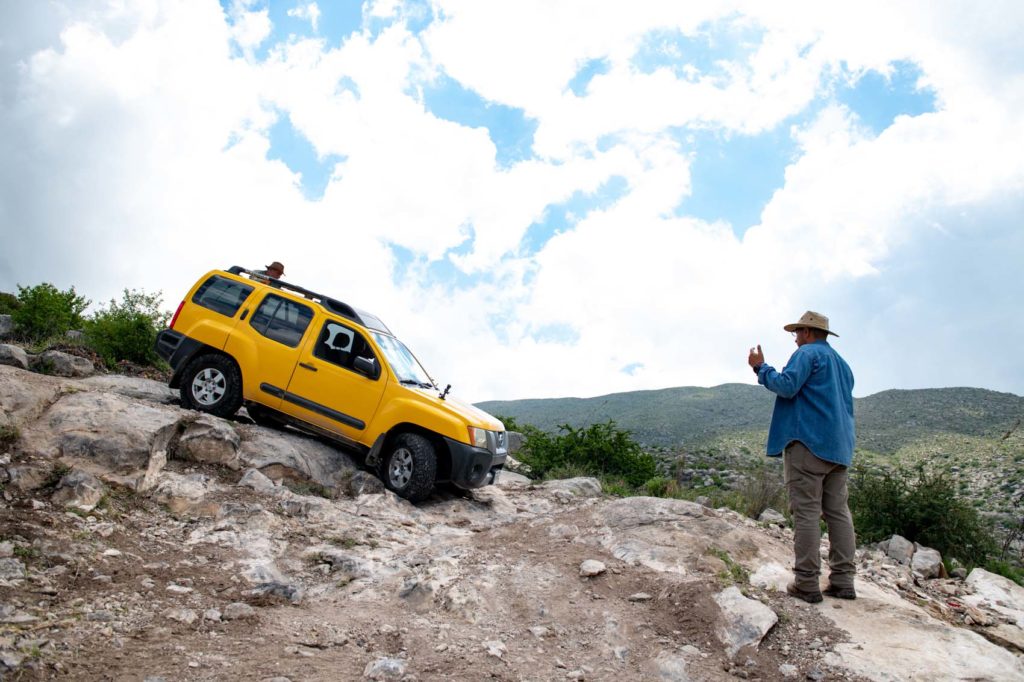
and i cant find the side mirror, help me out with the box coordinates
[354,356,379,379]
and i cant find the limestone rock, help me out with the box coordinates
[363,657,405,680]
[50,468,105,511]
[238,467,277,493]
[75,375,177,404]
[0,558,26,580]
[237,425,357,491]
[494,469,532,487]
[883,534,915,565]
[579,560,606,577]
[911,544,943,579]
[758,508,786,524]
[0,365,64,429]
[33,350,94,377]
[150,471,221,516]
[964,568,1024,628]
[0,344,28,370]
[541,476,602,497]
[18,391,182,490]
[177,416,241,469]
[714,586,778,658]
[643,651,690,681]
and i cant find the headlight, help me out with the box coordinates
[468,426,489,448]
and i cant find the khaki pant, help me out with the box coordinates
[784,441,857,591]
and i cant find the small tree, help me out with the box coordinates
[0,292,20,315]
[84,289,170,367]
[12,283,89,341]
[518,420,657,487]
[850,464,998,566]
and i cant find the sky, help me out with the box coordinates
[1,1,1023,403]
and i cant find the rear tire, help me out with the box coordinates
[380,433,437,502]
[180,353,243,418]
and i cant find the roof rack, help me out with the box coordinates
[227,266,389,333]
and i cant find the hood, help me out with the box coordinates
[418,390,503,430]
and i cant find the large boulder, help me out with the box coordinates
[32,350,94,378]
[882,534,915,565]
[177,416,241,469]
[236,425,358,491]
[0,365,65,429]
[17,391,182,490]
[75,375,177,404]
[911,544,943,579]
[0,344,28,370]
[541,476,602,497]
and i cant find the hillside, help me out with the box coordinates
[2,364,1023,680]
[478,384,1024,454]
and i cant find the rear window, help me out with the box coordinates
[250,294,314,348]
[192,275,254,317]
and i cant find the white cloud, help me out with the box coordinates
[1,0,1022,403]
[287,3,321,32]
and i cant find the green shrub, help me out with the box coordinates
[850,464,998,565]
[0,292,20,315]
[517,420,656,487]
[735,462,787,520]
[84,289,169,367]
[12,283,89,341]
[0,424,19,451]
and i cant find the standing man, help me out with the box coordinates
[747,311,857,603]
[256,261,285,280]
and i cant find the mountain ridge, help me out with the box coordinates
[478,384,1024,454]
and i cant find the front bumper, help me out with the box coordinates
[444,436,507,489]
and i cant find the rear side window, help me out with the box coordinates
[192,276,254,317]
[250,294,313,347]
[313,320,376,373]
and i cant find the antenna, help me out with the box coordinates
[439,384,451,400]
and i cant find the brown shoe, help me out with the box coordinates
[786,582,823,604]
[823,584,856,600]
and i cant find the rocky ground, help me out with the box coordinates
[1,362,1023,681]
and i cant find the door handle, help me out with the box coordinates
[299,362,317,372]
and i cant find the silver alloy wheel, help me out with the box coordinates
[191,367,227,406]
[388,447,414,488]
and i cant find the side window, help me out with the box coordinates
[314,320,376,374]
[192,276,254,317]
[249,294,313,347]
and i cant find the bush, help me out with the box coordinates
[84,289,169,367]
[850,464,998,566]
[735,462,787,520]
[0,292,20,315]
[11,283,89,341]
[517,420,657,487]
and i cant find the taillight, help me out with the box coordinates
[169,301,184,329]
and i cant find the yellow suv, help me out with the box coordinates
[155,267,507,501]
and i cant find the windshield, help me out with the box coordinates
[371,331,435,387]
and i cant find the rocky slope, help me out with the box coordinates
[1,364,1023,681]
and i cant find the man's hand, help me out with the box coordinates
[748,344,765,369]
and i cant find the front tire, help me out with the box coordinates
[380,433,437,502]
[180,353,243,418]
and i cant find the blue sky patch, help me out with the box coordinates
[676,124,798,236]
[631,20,762,81]
[837,60,937,134]
[567,58,610,95]
[530,323,580,345]
[620,362,644,376]
[267,113,345,201]
[520,176,629,254]
[421,73,538,168]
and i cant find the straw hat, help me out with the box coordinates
[783,310,838,337]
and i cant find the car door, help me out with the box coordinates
[225,292,314,409]
[283,317,388,443]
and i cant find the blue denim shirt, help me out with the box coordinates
[756,340,855,466]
